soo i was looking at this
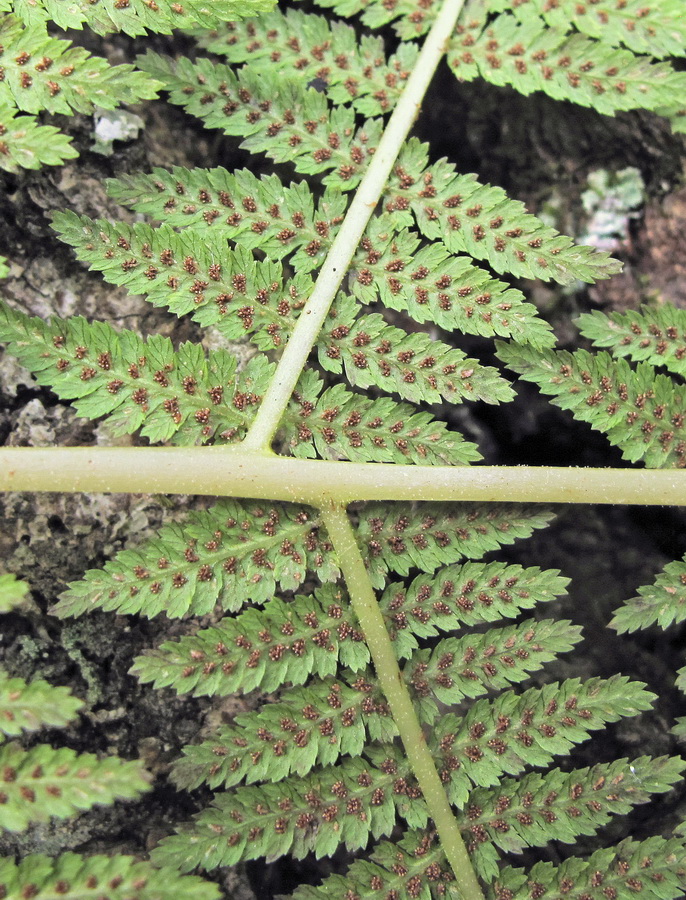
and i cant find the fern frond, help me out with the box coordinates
[0,301,268,444]
[283,379,482,466]
[611,555,686,633]
[0,572,28,612]
[0,853,220,900]
[349,222,555,348]
[291,830,459,900]
[192,8,418,117]
[6,0,275,34]
[0,672,83,738]
[433,676,655,805]
[491,835,686,900]
[380,562,569,657]
[0,102,77,171]
[171,618,581,790]
[136,51,381,191]
[105,166,347,275]
[485,0,686,59]
[466,756,685,880]
[151,745,424,871]
[54,500,339,618]
[0,16,158,115]
[0,742,149,831]
[497,343,686,467]
[577,306,686,378]
[447,14,685,118]
[384,140,620,285]
[130,586,368,697]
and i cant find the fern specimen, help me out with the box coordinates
[1,1,686,900]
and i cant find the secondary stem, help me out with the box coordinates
[241,0,467,453]
[2,447,685,506]
[322,503,485,900]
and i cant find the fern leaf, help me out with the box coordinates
[486,0,686,60]
[0,102,77,171]
[433,676,655,806]
[0,572,29,612]
[291,830,459,900]
[448,14,685,118]
[53,501,339,619]
[151,746,423,871]
[105,166,347,275]
[283,379,482,466]
[610,555,686,633]
[136,52,381,191]
[498,343,686,467]
[319,300,514,405]
[51,212,312,352]
[466,756,685,880]
[384,139,621,285]
[0,853,220,900]
[0,301,269,445]
[356,502,555,587]
[0,672,83,738]
[0,256,7,278]
[130,586,368,697]
[7,0,275,34]
[349,222,556,348]
[380,562,569,657]
[577,306,686,378]
[0,16,158,116]
[0,742,149,832]
[192,8,417,117]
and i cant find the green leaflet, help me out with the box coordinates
[466,756,685,880]
[577,306,686,377]
[491,835,686,900]
[611,554,686,633]
[0,102,77,171]
[105,166,348,275]
[384,140,621,285]
[0,16,158,116]
[0,854,220,900]
[0,742,149,832]
[0,572,28,612]
[432,675,655,805]
[498,343,686,467]
[6,0,275,34]
[0,672,83,738]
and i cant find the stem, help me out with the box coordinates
[241,0,467,452]
[322,503,485,900]
[1,447,685,506]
